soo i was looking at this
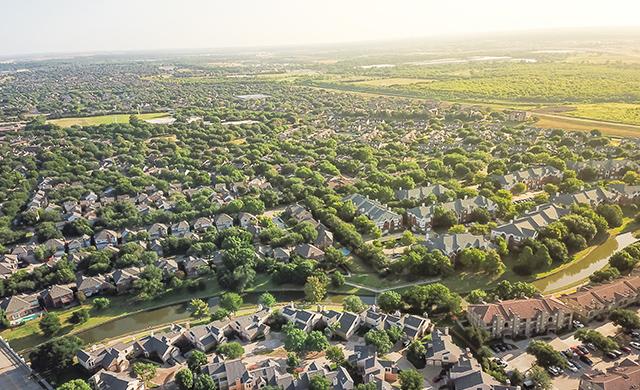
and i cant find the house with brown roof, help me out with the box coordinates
[467,296,573,339]
[560,276,640,322]
[0,293,43,326]
[579,358,640,390]
[42,284,75,308]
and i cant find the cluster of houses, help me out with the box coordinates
[466,276,640,339]
[342,194,403,234]
[76,304,432,390]
[489,165,562,191]
[406,195,497,233]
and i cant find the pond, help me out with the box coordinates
[532,232,638,294]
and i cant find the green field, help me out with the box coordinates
[559,102,640,125]
[48,112,170,127]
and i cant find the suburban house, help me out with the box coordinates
[215,213,234,230]
[282,303,322,332]
[133,326,183,364]
[552,187,617,208]
[490,166,561,191]
[361,306,430,341]
[41,284,75,308]
[447,353,518,390]
[331,311,364,340]
[608,183,640,204]
[314,226,334,250]
[184,321,229,352]
[283,203,316,224]
[343,193,403,234]
[0,293,44,326]
[229,308,271,341]
[171,220,190,237]
[77,275,112,297]
[294,243,325,261]
[347,345,398,385]
[44,238,66,257]
[203,356,253,390]
[238,212,257,228]
[425,328,462,367]
[95,229,119,249]
[182,256,210,277]
[148,223,168,239]
[406,195,496,232]
[560,276,640,322]
[466,296,573,339]
[491,203,570,244]
[579,358,640,390]
[425,233,492,258]
[90,369,144,390]
[193,217,213,232]
[110,267,142,294]
[395,184,451,202]
[568,159,639,180]
[77,342,134,373]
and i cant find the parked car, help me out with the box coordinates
[580,355,593,366]
[611,349,624,358]
[571,346,585,356]
[562,350,574,359]
[493,358,508,368]
[606,351,618,360]
[573,320,585,329]
[631,331,640,339]
[566,361,578,372]
[629,341,640,350]
[621,346,632,353]
[577,345,590,355]
[585,343,596,351]
[546,366,561,377]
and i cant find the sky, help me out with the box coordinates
[2,0,640,56]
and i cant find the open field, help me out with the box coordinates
[48,112,170,127]
[533,112,640,137]
[557,102,640,125]
[351,77,435,87]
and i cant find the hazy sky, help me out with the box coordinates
[3,0,640,56]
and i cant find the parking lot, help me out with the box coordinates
[492,313,640,389]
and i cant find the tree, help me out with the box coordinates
[364,329,393,354]
[610,251,638,273]
[283,322,308,353]
[326,345,345,365]
[219,292,243,313]
[134,265,164,301]
[343,296,366,313]
[400,231,417,246]
[258,292,276,308]
[39,313,61,336]
[305,330,329,352]
[386,324,405,343]
[526,340,567,368]
[378,291,402,313]
[57,379,91,390]
[431,207,458,229]
[527,365,552,390]
[211,308,230,321]
[399,369,423,390]
[596,204,624,228]
[575,329,619,352]
[93,297,111,311]
[132,362,157,385]
[217,342,244,359]
[407,340,426,360]
[70,308,90,324]
[590,267,620,283]
[310,375,331,390]
[287,352,301,369]
[331,272,345,287]
[188,350,208,373]
[304,275,327,303]
[610,309,640,333]
[190,299,210,318]
[458,248,486,271]
[175,368,194,390]
[193,373,216,390]
[29,336,83,379]
[466,289,488,304]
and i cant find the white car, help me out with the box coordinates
[573,320,585,329]
[630,341,640,350]
[493,358,508,368]
[566,361,578,372]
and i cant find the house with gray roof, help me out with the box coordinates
[281,303,322,332]
[0,293,43,326]
[425,233,492,258]
[608,183,640,204]
[184,321,229,352]
[552,187,617,208]
[395,184,451,201]
[447,353,518,390]
[133,325,183,364]
[42,284,75,308]
[215,213,234,230]
[491,203,570,244]
[568,159,638,180]
[294,243,325,260]
[330,311,364,340]
[90,369,143,390]
[425,328,462,367]
[203,356,253,390]
[343,193,402,234]
[230,308,271,341]
[407,195,496,232]
[77,275,112,297]
[490,165,561,191]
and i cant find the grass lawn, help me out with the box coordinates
[563,103,640,126]
[48,112,169,127]
[533,112,640,137]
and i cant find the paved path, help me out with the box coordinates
[345,277,441,294]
